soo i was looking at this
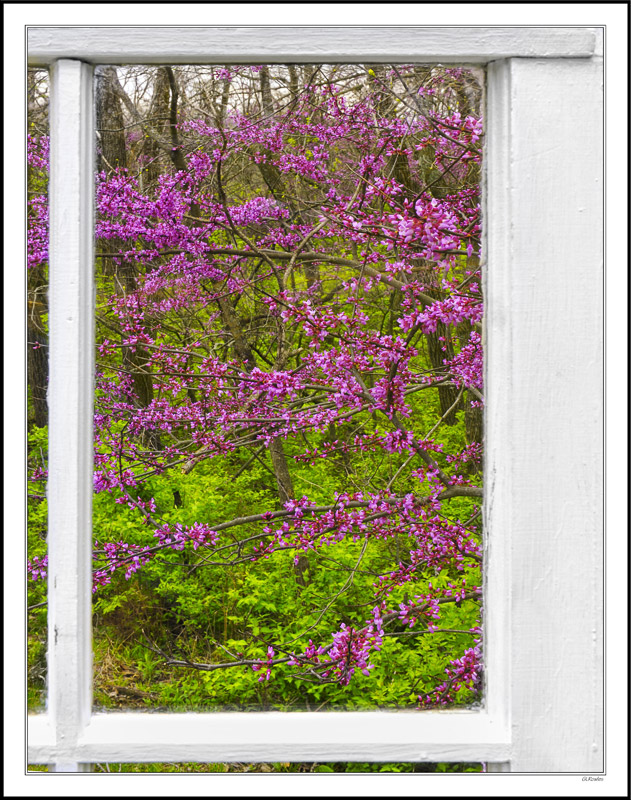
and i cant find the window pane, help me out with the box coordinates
[91,64,484,711]
[27,67,50,713]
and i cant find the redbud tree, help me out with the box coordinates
[28,64,484,709]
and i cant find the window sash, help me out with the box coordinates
[27,27,603,773]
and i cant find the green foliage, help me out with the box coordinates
[81,761,482,773]
[27,427,49,711]
[28,409,481,715]
[27,65,484,727]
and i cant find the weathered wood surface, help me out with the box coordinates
[28,26,596,65]
[486,52,603,772]
[46,59,95,759]
[29,711,510,764]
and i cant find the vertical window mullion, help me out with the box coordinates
[484,57,514,756]
[47,58,94,770]
[487,55,604,773]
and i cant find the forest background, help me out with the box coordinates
[27,61,484,772]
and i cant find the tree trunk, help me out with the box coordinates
[95,67,156,424]
[214,296,296,504]
[142,67,171,187]
[95,66,128,174]
[268,437,295,506]
[27,311,48,429]
[418,268,463,425]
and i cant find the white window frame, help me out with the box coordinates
[24,25,604,775]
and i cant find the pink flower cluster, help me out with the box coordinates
[418,638,482,706]
[27,555,48,582]
[252,646,275,682]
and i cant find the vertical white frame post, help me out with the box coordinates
[486,53,604,771]
[47,58,94,772]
